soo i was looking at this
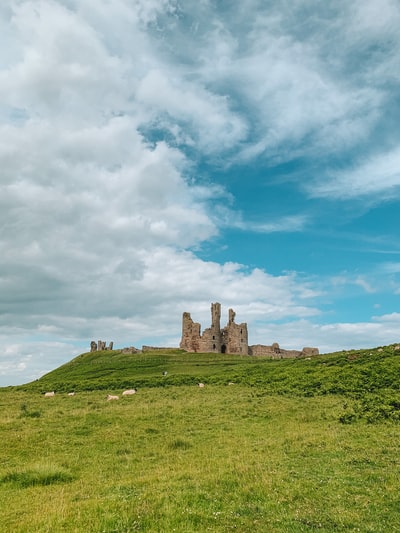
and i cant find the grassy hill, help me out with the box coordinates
[1,344,400,532]
[14,344,400,393]
[17,343,400,411]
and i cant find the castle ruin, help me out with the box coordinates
[180,302,249,354]
[89,303,319,359]
[180,303,319,358]
[90,340,113,352]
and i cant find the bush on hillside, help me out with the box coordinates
[339,391,400,424]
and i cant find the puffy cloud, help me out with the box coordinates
[136,69,248,152]
[170,0,388,161]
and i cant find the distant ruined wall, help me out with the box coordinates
[90,340,113,352]
[121,346,141,354]
[142,346,177,352]
[248,343,319,358]
[302,347,319,356]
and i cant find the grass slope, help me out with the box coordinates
[18,343,400,398]
[1,344,400,531]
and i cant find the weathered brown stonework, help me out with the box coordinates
[90,340,113,352]
[180,302,248,354]
[180,303,319,358]
[248,343,319,358]
[121,346,140,354]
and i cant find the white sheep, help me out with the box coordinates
[106,394,119,401]
[122,389,136,396]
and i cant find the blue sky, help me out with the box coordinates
[1,0,400,385]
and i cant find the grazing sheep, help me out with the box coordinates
[122,389,136,396]
[68,392,75,396]
[162,371,168,376]
[44,391,55,397]
[106,394,119,401]
[198,383,205,388]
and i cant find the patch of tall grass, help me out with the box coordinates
[1,463,74,488]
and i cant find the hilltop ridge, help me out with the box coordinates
[11,344,400,403]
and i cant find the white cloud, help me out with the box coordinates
[136,69,248,152]
[0,339,81,386]
[188,0,386,162]
[239,215,309,234]
[0,1,126,121]
[354,277,376,294]
[310,146,400,200]
[382,263,400,274]
[328,273,381,297]
[348,0,400,49]
[212,206,310,234]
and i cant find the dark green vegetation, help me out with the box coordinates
[1,345,400,531]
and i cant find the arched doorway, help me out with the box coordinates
[221,344,226,353]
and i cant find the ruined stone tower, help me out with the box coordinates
[180,303,249,355]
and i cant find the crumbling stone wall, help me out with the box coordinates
[121,347,140,354]
[180,303,249,355]
[222,309,249,355]
[142,346,177,352]
[90,340,113,352]
[248,343,319,358]
[302,347,319,356]
[180,312,202,352]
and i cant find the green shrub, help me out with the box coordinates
[339,391,400,424]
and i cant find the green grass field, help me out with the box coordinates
[1,346,400,532]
